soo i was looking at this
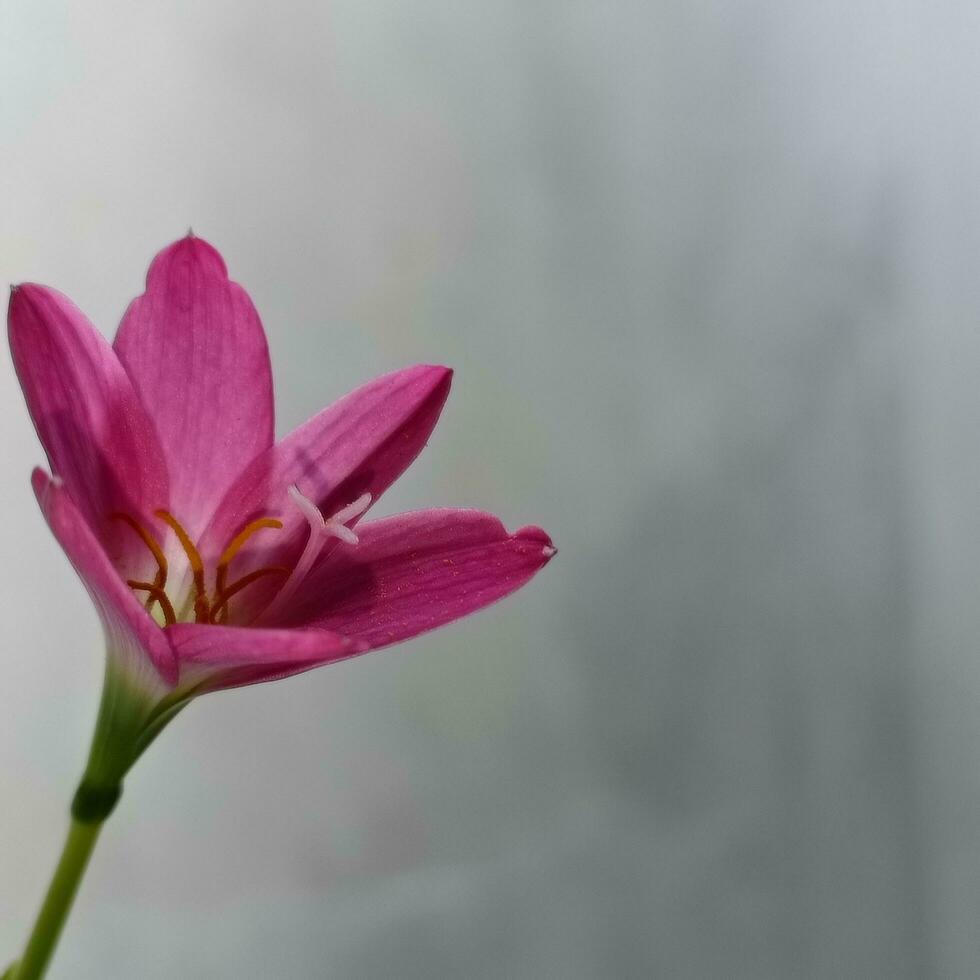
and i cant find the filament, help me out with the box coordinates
[155,510,211,622]
[216,517,283,596]
[111,512,168,615]
[209,566,289,623]
[127,580,177,626]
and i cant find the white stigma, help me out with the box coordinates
[258,486,372,623]
[288,485,372,546]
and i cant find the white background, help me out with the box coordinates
[2,2,977,977]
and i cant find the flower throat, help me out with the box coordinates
[111,487,372,627]
[113,510,286,625]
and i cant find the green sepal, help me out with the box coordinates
[78,652,192,800]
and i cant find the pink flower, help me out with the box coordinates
[8,235,554,790]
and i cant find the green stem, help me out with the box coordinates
[13,817,105,980]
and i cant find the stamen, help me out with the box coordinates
[209,566,289,623]
[258,486,371,623]
[155,510,210,622]
[111,513,168,614]
[215,517,283,596]
[115,493,369,629]
[127,580,177,626]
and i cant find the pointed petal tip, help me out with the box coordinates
[8,282,77,325]
[8,284,59,341]
[412,363,453,401]
[515,525,556,561]
[427,363,453,384]
[8,281,43,308]
[145,234,228,286]
[393,363,453,397]
[403,362,453,384]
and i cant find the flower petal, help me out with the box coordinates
[9,284,169,560]
[167,623,364,693]
[114,236,274,535]
[271,509,555,648]
[198,364,452,608]
[32,468,177,688]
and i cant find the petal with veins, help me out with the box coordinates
[168,623,364,693]
[9,285,169,574]
[32,468,177,688]
[114,236,274,537]
[269,508,555,648]
[198,364,452,610]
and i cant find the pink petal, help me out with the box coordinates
[273,509,555,648]
[167,623,365,693]
[198,364,452,606]
[9,285,169,564]
[32,468,177,687]
[114,236,274,536]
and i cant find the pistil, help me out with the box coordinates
[257,486,371,624]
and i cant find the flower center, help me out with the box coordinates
[113,510,285,625]
[112,487,371,627]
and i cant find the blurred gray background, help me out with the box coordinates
[1,1,977,978]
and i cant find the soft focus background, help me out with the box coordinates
[3,2,979,978]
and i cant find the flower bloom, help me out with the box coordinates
[8,236,554,793]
